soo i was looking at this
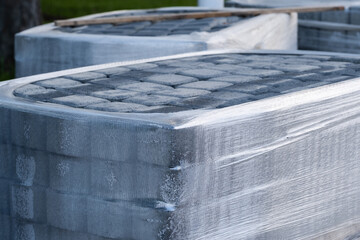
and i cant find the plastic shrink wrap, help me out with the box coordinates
[227,0,360,54]
[2,49,360,239]
[15,6,297,77]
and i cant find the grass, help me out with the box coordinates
[0,59,15,82]
[41,0,197,20]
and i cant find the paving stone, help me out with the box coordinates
[118,82,173,93]
[179,69,227,79]
[206,91,254,101]
[13,84,64,100]
[64,72,106,82]
[294,73,325,82]
[222,84,270,94]
[212,64,252,72]
[155,88,210,98]
[91,77,139,89]
[272,64,321,72]
[146,66,185,74]
[93,67,130,76]
[143,74,197,86]
[51,95,109,108]
[86,102,150,112]
[124,94,180,106]
[178,81,232,91]
[132,30,170,36]
[264,79,304,93]
[126,63,158,70]
[35,78,84,89]
[11,52,360,114]
[64,83,111,95]
[209,75,261,84]
[91,89,141,101]
[235,68,283,77]
[173,96,226,109]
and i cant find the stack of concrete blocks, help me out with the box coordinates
[15,6,298,77]
[2,50,360,239]
[226,0,360,53]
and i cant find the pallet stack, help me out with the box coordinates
[1,50,360,239]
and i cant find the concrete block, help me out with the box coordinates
[143,74,198,86]
[11,110,47,151]
[49,155,90,194]
[51,95,109,108]
[47,190,87,232]
[11,185,47,223]
[124,94,180,106]
[87,198,167,239]
[46,116,91,158]
[178,80,232,91]
[86,101,150,113]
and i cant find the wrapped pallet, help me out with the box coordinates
[15,7,297,77]
[227,0,360,54]
[2,49,360,239]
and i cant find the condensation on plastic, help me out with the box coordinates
[14,6,297,78]
[2,49,360,239]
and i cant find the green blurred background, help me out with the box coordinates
[0,0,197,81]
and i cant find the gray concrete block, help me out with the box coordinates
[51,95,109,108]
[90,89,141,101]
[87,198,166,239]
[207,91,254,101]
[126,63,158,70]
[178,81,232,91]
[86,101,150,112]
[143,74,197,86]
[155,88,210,98]
[63,84,111,95]
[13,84,67,101]
[90,77,139,89]
[321,11,349,23]
[179,69,227,79]
[11,110,47,151]
[46,116,91,158]
[49,155,90,194]
[47,190,87,232]
[64,72,106,82]
[272,64,321,72]
[264,79,304,93]
[35,78,83,89]
[124,94,180,106]
[117,82,173,93]
[209,75,261,84]
[11,185,47,222]
[93,67,130,77]
[222,84,270,94]
[235,68,283,77]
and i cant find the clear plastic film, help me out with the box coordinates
[15,7,297,78]
[2,49,360,239]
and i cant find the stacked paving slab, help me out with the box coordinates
[226,1,360,53]
[15,7,297,77]
[2,50,360,239]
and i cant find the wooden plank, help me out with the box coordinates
[54,6,345,27]
[299,19,360,31]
